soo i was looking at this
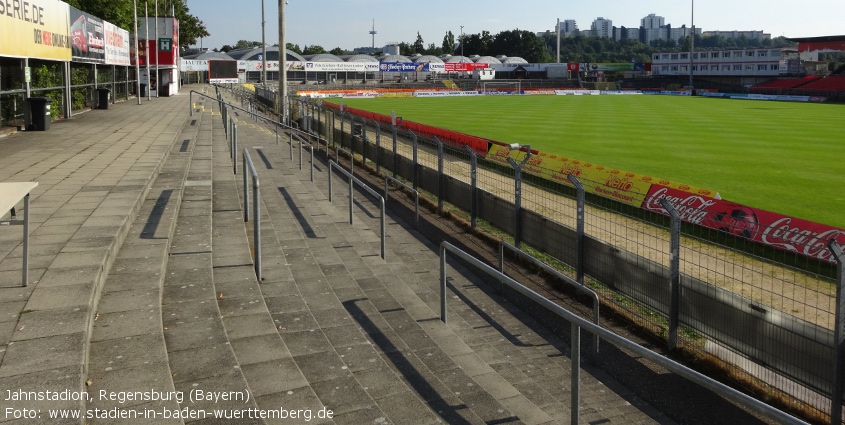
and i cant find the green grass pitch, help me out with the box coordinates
[339,95,845,228]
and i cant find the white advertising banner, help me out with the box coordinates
[104,21,130,66]
[182,59,208,71]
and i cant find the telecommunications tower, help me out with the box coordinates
[369,19,377,49]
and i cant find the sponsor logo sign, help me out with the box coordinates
[103,21,130,65]
[70,7,105,63]
[642,185,845,263]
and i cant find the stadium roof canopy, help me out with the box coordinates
[413,55,444,63]
[226,47,306,62]
[183,51,234,60]
[345,54,379,62]
[473,56,502,64]
[380,54,412,63]
[786,35,845,52]
[306,53,343,62]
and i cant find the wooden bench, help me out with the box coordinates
[1,182,38,286]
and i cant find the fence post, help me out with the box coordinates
[409,131,418,190]
[465,146,478,231]
[568,174,586,284]
[392,125,398,179]
[372,119,381,175]
[506,150,530,248]
[434,137,444,214]
[828,240,845,425]
[659,198,682,351]
[232,123,238,175]
[360,117,368,168]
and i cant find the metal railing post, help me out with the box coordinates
[571,322,581,425]
[440,244,447,324]
[232,123,238,175]
[829,240,845,425]
[328,160,387,260]
[465,146,478,230]
[242,149,261,281]
[243,152,249,221]
[660,198,682,351]
[568,174,586,285]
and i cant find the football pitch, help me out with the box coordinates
[339,95,845,228]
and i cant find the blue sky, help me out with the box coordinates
[185,0,845,51]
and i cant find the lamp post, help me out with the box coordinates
[507,143,531,248]
[278,0,287,123]
[261,0,267,85]
[689,0,695,91]
[460,25,464,78]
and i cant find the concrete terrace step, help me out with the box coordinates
[84,95,206,423]
[224,93,672,424]
[0,91,189,423]
[217,98,540,423]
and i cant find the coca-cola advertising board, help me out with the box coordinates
[642,185,845,264]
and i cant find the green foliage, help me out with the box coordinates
[412,33,425,54]
[32,65,64,117]
[69,0,208,47]
[442,31,455,55]
[302,45,326,55]
[341,96,845,228]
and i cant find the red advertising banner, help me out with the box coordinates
[642,185,845,263]
[444,62,488,72]
[567,62,580,72]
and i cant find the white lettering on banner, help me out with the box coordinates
[642,187,715,225]
[761,218,841,261]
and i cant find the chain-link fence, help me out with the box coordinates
[299,100,841,424]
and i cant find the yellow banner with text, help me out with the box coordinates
[486,144,719,207]
[1,0,71,60]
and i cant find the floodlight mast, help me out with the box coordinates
[278,0,287,123]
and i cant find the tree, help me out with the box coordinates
[413,32,425,54]
[286,43,302,55]
[234,40,261,50]
[442,31,455,54]
[302,45,327,55]
[68,0,208,47]
[491,29,550,63]
[329,47,345,56]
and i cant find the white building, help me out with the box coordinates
[651,47,790,77]
[701,30,771,41]
[641,14,664,29]
[591,17,613,38]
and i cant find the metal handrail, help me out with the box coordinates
[242,149,261,281]
[328,160,386,260]
[384,175,419,230]
[438,241,808,425]
[292,133,314,182]
[498,240,600,354]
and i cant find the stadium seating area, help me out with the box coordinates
[752,76,820,90]
[752,74,845,96]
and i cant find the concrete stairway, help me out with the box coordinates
[219,92,671,424]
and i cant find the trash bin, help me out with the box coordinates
[26,97,52,131]
[96,88,110,109]
[140,83,147,97]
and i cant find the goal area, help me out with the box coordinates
[480,81,522,95]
